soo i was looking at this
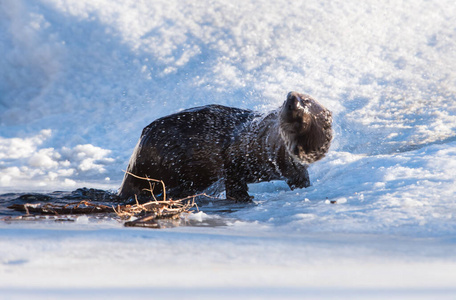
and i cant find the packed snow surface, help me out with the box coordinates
[1,0,456,298]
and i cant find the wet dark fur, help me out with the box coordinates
[118,92,333,202]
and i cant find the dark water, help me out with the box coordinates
[0,188,121,217]
[0,188,254,227]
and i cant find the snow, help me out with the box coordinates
[0,131,115,190]
[1,0,456,298]
[2,224,456,299]
[2,223,456,299]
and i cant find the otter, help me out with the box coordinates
[118,92,333,202]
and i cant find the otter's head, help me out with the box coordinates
[279,91,333,164]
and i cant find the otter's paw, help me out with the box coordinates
[226,192,254,202]
[286,176,311,190]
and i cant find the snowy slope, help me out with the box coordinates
[1,0,456,297]
[1,0,455,191]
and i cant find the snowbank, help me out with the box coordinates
[0,130,115,191]
[2,223,456,299]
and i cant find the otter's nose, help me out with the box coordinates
[286,92,302,111]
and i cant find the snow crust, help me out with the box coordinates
[1,0,456,297]
[0,130,115,190]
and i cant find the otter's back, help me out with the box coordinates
[141,105,254,147]
[119,105,255,199]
